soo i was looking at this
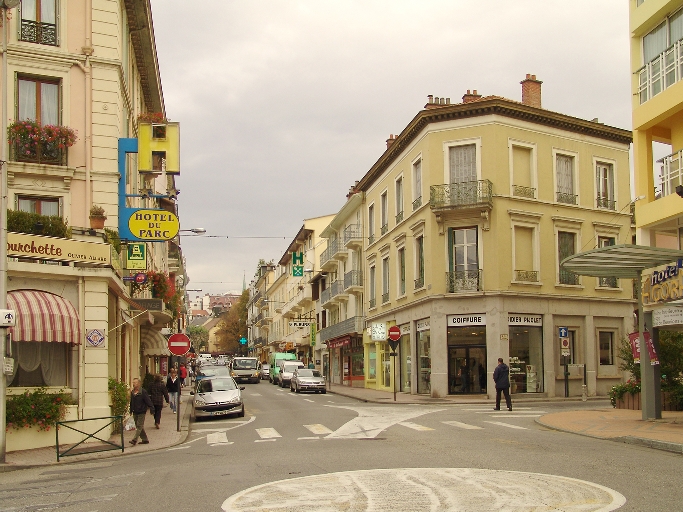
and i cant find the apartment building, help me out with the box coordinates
[353,77,633,398]
[4,1,183,450]
[247,262,275,360]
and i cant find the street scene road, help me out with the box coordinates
[1,384,680,511]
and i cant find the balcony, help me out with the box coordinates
[596,195,616,210]
[11,139,67,166]
[332,238,347,260]
[20,19,58,46]
[381,292,389,304]
[380,223,388,236]
[512,185,535,199]
[395,210,404,224]
[321,287,332,305]
[412,196,422,211]
[446,270,482,293]
[319,316,364,343]
[343,224,363,249]
[430,180,493,211]
[414,275,425,290]
[599,276,619,289]
[331,279,347,302]
[320,239,338,271]
[295,283,313,307]
[659,149,683,199]
[344,270,363,293]
[514,270,538,283]
[559,269,580,286]
[369,297,376,309]
[637,39,683,104]
[556,191,577,205]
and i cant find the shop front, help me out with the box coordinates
[508,314,544,393]
[328,335,364,387]
[447,314,487,394]
[398,323,411,393]
[416,318,431,394]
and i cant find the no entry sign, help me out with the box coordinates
[168,333,191,356]
[388,325,401,342]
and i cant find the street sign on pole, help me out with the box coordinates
[388,325,401,341]
[167,333,191,356]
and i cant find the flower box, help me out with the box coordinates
[615,391,682,411]
[8,121,77,166]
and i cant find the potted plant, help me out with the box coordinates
[89,204,107,230]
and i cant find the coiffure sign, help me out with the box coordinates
[642,259,683,305]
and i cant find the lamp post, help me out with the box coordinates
[179,228,206,235]
[0,0,21,465]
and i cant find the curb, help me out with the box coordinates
[534,417,683,455]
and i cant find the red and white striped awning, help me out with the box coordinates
[8,290,81,344]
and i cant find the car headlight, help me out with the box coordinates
[230,371,236,377]
[194,399,206,406]
[228,396,241,403]
[253,372,259,377]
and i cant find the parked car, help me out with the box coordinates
[190,376,245,420]
[195,365,230,382]
[231,357,260,384]
[290,368,326,393]
[278,360,304,387]
[260,363,270,380]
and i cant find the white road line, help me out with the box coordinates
[207,432,233,445]
[442,420,483,430]
[167,445,191,451]
[256,427,282,439]
[398,421,434,431]
[254,439,276,443]
[184,416,256,445]
[304,424,333,435]
[475,408,534,413]
[484,421,527,430]
[250,393,262,397]
[497,414,542,418]
[298,436,319,440]
[303,399,315,403]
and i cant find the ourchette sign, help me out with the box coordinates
[118,207,180,242]
[7,232,111,265]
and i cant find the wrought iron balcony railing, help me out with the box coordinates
[559,269,580,285]
[556,192,577,205]
[512,185,535,199]
[515,270,538,282]
[414,275,425,289]
[321,287,332,304]
[596,195,616,210]
[430,180,493,209]
[637,39,683,104]
[368,233,375,245]
[11,139,67,166]
[369,298,376,309]
[20,19,57,46]
[330,280,344,299]
[344,270,363,290]
[320,239,338,268]
[382,292,389,304]
[659,149,683,199]
[395,211,404,224]
[319,316,364,342]
[343,224,362,247]
[599,276,618,288]
[412,196,422,211]
[380,223,388,236]
[446,270,482,292]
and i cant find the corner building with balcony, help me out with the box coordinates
[355,77,633,398]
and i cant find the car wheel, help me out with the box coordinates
[237,405,245,418]
[322,389,327,394]
[255,379,259,384]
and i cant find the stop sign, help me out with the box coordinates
[388,325,401,342]
[167,333,191,356]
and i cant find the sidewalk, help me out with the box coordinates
[1,387,193,472]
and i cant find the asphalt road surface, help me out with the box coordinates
[0,383,679,511]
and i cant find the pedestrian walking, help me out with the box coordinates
[166,368,181,413]
[493,357,512,411]
[179,363,188,387]
[129,377,154,445]
[149,374,169,429]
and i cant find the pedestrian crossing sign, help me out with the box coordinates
[126,243,147,270]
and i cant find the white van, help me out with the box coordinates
[277,360,304,387]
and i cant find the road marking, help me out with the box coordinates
[484,421,527,430]
[398,421,434,431]
[250,393,262,396]
[256,427,281,439]
[324,405,443,439]
[254,439,276,443]
[185,416,256,444]
[303,399,315,403]
[167,445,191,451]
[304,424,334,435]
[207,432,233,445]
[475,407,534,413]
[442,420,483,430]
[297,436,319,440]
[497,414,542,418]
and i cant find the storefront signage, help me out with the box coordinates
[289,321,311,328]
[3,357,14,375]
[310,322,316,343]
[7,232,111,265]
[131,298,163,311]
[508,314,542,326]
[416,318,430,332]
[126,243,147,269]
[652,307,683,328]
[447,314,486,327]
[327,337,350,349]
[642,259,683,305]
[400,324,411,336]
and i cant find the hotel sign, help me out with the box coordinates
[642,259,683,305]
[118,208,180,242]
[7,232,110,265]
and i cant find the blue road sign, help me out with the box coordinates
[558,327,568,338]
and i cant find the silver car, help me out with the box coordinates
[278,361,304,387]
[190,376,245,420]
[260,363,270,380]
[290,368,326,393]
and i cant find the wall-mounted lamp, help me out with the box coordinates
[180,228,206,235]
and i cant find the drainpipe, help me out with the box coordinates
[80,0,93,218]
[78,276,85,419]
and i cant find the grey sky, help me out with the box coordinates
[150,0,631,296]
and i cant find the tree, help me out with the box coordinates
[186,325,209,353]
[215,289,249,354]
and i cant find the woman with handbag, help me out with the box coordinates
[149,374,169,428]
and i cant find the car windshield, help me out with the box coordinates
[233,359,258,370]
[284,364,302,372]
[198,378,236,393]
[297,370,321,378]
[262,364,269,369]
[199,367,230,378]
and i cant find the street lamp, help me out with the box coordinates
[179,228,206,235]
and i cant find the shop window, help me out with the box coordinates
[368,344,376,380]
[417,328,431,394]
[17,195,60,216]
[7,341,72,388]
[509,326,544,393]
[599,332,614,365]
[351,352,364,376]
[382,348,391,387]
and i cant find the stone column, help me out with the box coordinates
[82,278,111,420]
[585,315,596,397]
[431,311,447,398]
[543,313,555,398]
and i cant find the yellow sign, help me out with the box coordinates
[127,210,179,241]
[7,232,111,264]
[138,122,180,175]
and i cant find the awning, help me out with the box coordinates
[561,244,683,278]
[141,328,170,356]
[7,290,81,344]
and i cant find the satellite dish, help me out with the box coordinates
[1,0,20,8]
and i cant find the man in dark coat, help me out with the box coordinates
[129,377,154,445]
[148,374,169,429]
[493,358,512,411]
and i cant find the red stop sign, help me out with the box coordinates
[167,333,191,356]
[388,325,401,342]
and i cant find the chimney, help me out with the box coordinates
[462,89,482,103]
[425,94,450,109]
[386,134,397,149]
[520,74,542,108]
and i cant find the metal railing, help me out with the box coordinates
[382,292,389,304]
[414,275,424,289]
[330,279,344,299]
[430,180,493,209]
[381,223,388,235]
[11,139,67,166]
[344,269,363,290]
[369,297,376,309]
[556,191,578,205]
[599,276,618,288]
[412,196,422,211]
[321,287,332,304]
[319,316,364,342]
[320,239,338,268]
[446,270,482,292]
[395,211,404,224]
[343,224,362,247]
[637,39,683,104]
[56,415,124,462]
[368,233,375,245]
[630,202,636,225]
[512,185,535,199]
[559,269,580,285]
[515,270,538,282]
[596,195,616,210]
[20,19,58,46]
[659,149,683,198]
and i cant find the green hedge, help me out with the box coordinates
[7,209,69,238]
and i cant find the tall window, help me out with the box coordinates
[556,154,575,204]
[395,177,403,223]
[599,332,614,365]
[449,144,476,183]
[20,0,58,46]
[380,192,388,234]
[369,265,376,308]
[598,237,617,288]
[382,257,389,303]
[412,159,422,209]
[558,231,578,285]
[368,204,375,244]
[415,236,425,289]
[596,162,615,209]
[643,10,683,64]
[17,195,59,216]
[451,228,478,274]
[18,76,59,125]
[398,247,406,296]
